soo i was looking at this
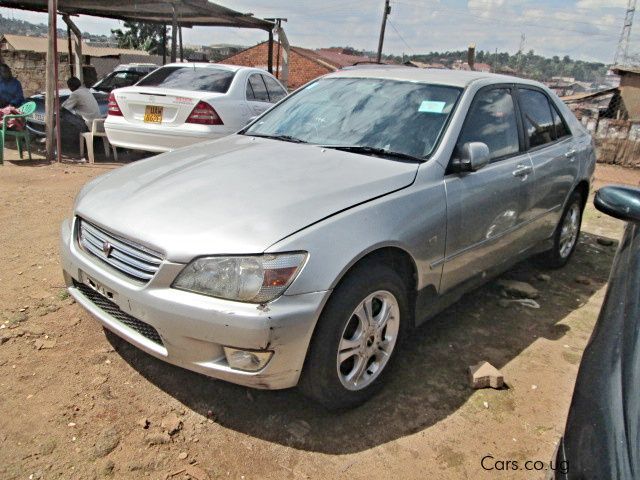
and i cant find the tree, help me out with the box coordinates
[111,22,168,55]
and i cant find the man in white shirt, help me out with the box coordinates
[62,77,101,129]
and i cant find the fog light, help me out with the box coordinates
[223,347,273,372]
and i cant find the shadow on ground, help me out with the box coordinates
[107,231,617,454]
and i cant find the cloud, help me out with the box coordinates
[576,0,628,9]
[0,0,631,63]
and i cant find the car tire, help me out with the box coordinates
[299,261,410,410]
[542,190,584,269]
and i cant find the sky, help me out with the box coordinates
[0,0,635,64]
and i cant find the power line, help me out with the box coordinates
[387,18,415,56]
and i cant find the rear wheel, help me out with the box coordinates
[542,190,584,268]
[299,262,409,410]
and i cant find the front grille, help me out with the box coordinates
[74,282,164,346]
[78,218,163,283]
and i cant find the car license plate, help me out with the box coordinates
[144,105,163,123]
[30,112,45,123]
[81,272,115,300]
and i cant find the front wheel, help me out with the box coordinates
[542,190,584,269]
[299,263,410,410]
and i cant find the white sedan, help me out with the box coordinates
[104,63,287,152]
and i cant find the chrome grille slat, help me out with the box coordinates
[78,219,163,282]
[80,229,159,272]
[81,222,162,264]
[81,241,155,280]
[74,281,163,345]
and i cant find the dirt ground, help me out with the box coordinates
[0,145,637,480]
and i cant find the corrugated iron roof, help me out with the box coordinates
[1,34,149,57]
[312,49,374,68]
[611,66,640,75]
[561,87,618,103]
[2,0,273,29]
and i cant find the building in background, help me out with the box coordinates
[0,34,161,95]
[220,43,374,90]
[610,66,640,122]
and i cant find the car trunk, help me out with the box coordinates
[113,87,222,127]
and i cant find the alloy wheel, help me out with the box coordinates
[559,202,581,258]
[336,290,400,391]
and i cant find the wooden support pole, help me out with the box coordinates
[275,39,281,79]
[45,0,57,162]
[162,25,167,65]
[171,6,177,63]
[66,24,73,77]
[267,30,273,74]
[179,25,183,62]
[62,14,83,84]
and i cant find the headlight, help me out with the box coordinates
[172,252,307,303]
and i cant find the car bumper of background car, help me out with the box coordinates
[104,119,233,152]
[59,218,330,390]
[26,120,46,138]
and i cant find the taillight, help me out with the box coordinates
[186,101,223,125]
[107,93,123,116]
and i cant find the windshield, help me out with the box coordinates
[93,71,146,92]
[244,77,461,158]
[136,66,236,93]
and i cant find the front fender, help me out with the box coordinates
[268,166,448,297]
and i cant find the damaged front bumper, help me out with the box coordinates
[59,217,330,389]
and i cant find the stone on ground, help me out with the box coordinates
[497,279,540,299]
[468,361,505,389]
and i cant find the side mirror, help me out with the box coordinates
[594,186,640,223]
[452,142,490,173]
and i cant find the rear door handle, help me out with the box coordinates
[512,164,533,178]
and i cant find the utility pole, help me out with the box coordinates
[614,0,636,66]
[517,33,526,74]
[376,0,391,63]
[45,0,57,162]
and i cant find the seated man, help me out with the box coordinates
[0,64,25,108]
[62,77,101,130]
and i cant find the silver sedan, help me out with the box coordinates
[60,67,595,409]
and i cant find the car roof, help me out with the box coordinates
[326,65,544,89]
[160,62,257,73]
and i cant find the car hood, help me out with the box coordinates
[76,135,419,262]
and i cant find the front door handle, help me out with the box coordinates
[565,148,577,161]
[512,164,533,178]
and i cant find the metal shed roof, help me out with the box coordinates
[1,0,274,30]
[1,34,151,57]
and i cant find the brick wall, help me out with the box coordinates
[0,50,66,97]
[220,42,332,90]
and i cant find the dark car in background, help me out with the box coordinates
[25,64,158,152]
[554,185,640,479]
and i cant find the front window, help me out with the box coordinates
[136,66,236,93]
[243,78,461,159]
[457,88,520,160]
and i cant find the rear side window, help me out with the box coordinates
[518,89,555,148]
[457,88,520,161]
[246,81,255,100]
[551,104,571,139]
[248,74,270,102]
[262,75,287,102]
[136,66,236,93]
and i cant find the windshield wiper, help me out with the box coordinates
[245,133,307,144]
[319,145,424,163]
